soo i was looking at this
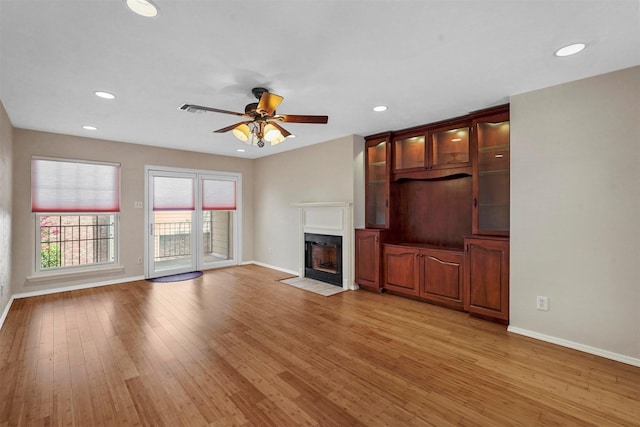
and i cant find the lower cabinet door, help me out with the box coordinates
[383,244,420,297]
[420,251,464,310]
[465,237,509,321]
[355,229,383,291]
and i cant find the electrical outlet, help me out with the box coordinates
[536,296,549,311]
[134,201,143,209]
[137,257,143,265]
[268,247,273,254]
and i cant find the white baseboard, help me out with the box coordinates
[242,260,299,277]
[507,326,640,367]
[0,295,16,331]
[13,275,145,300]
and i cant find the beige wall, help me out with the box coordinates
[253,135,360,274]
[510,66,640,360]
[0,101,13,316]
[11,129,254,294]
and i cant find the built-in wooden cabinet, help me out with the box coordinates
[358,104,510,323]
[464,236,509,322]
[383,244,465,309]
[419,248,465,310]
[393,120,471,180]
[354,229,389,292]
[472,110,510,235]
[383,244,420,297]
[365,133,392,229]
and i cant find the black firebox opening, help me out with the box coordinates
[304,233,343,287]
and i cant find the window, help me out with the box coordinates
[32,157,120,272]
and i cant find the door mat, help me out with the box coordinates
[279,277,347,296]
[148,271,203,283]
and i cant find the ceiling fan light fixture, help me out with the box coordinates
[264,123,286,145]
[232,124,251,142]
[554,43,586,57]
[126,0,158,17]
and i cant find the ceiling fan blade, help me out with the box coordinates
[280,114,329,124]
[267,121,291,138]
[257,92,284,116]
[179,104,246,116]
[214,121,253,133]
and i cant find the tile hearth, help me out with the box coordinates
[279,277,347,297]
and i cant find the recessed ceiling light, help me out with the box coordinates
[126,0,158,17]
[94,91,115,99]
[373,105,388,112]
[82,125,97,131]
[555,43,586,57]
[236,149,246,152]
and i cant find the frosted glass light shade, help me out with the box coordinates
[264,124,286,145]
[232,124,250,142]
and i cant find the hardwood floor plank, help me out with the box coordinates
[1,265,639,426]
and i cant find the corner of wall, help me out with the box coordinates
[0,98,14,326]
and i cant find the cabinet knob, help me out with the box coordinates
[473,197,478,208]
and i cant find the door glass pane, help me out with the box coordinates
[477,121,510,231]
[153,210,193,272]
[394,136,425,170]
[367,140,387,227]
[432,127,469,166]
[202,210,233,263]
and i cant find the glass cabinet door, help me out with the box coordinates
[474,116,510,235]
[366,137,390,228]
[394,135,425,171]
[431,126,470,168]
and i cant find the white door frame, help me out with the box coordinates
[144,165,242,278]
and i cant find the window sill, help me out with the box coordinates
[27,265,126,284]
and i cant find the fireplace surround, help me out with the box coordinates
[293,202,355,290]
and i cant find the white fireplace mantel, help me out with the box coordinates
[292,202,355,290]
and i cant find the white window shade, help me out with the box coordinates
[202,178,236,210]
[32,158,120,212]
[153,176,195,211]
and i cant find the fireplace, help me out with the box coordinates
[294,202,354,290]
[304,233,343,286]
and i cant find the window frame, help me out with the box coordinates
[31,156,121,275]
[34,212,120,274]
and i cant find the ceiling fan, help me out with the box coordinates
[179,87,329,148]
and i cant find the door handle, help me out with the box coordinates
[150,223,154,236]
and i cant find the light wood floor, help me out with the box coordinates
[1,265,638,426]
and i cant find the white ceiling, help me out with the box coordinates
[1,1,639,159]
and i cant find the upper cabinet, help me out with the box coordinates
[431,124,470,170]
[394,132,426,171]
[393,120,471,180]
[471,107,510,235]
[365,133,392,228]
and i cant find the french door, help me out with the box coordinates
[145,167,240,279]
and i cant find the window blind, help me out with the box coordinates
[202,178,236,210]
[32,158,120,212]
[153,176,195,211]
